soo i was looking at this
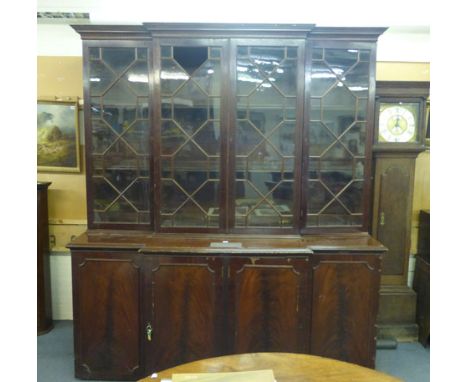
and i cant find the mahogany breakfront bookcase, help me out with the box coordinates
[68,23,388,380]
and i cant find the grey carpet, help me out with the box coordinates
[38,321,429,382]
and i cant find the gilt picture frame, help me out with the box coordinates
[37,99,80,172]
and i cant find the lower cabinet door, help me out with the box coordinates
[309,253,381,368]
[144,255,224,373]
[227,256,310,354]
[72,251,144,380]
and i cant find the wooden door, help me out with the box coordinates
[143,255,224,373]
[310,253,381,368]
[372,156,416,284]
[227,256,310,354]
[71,251,143,380]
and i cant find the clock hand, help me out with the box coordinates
[395,115,400,128]
[394,115,402,133]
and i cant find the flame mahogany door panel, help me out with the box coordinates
[309,253,381,368]
[227,256,310,354]
[71,251,144,380]
[143,255,224,373]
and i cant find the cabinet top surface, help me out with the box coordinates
[68,231,386,254]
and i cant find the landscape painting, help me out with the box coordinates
[37,100,80,172]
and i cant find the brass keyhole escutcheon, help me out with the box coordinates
[146,323,153,341]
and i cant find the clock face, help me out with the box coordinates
[378,103,419,143]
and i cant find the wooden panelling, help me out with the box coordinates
[228,257,309,354]
[72,252,142,380]
[373,157,415,283]
[144,256,224,372]
[310,254,381,368]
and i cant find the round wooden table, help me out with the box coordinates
[138,353,402,382]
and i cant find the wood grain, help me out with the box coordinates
[310,254,381,368]
[228,258,309,354]
[73,252,142,380]
[139,352,401,382]
[145,256,224,372]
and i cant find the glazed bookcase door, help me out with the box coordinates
[304,41,376,231]
[84,42,154,229]
[156,40,228,230]
[230,40,305,231]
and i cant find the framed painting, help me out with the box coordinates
[37,99,80,172]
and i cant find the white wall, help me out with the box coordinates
[38,23,430,63]
[50,254,73,319]
[37,0,430,61]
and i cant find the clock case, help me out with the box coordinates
[374,81,430,152]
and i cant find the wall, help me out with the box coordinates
[38,28,430,319]
[37,56,87,319]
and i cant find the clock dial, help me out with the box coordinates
[378,103,419,143]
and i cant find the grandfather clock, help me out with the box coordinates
[372,81,429,341]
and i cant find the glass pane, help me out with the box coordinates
[104,168,138,191]
[89,47,100,60]
[341,122,366,156]
[324,49,358,77]
[192,59,222,96]
[159,45,222,228]
[249,47,285,75]
[121,120,151,154]
[160,180,188,214]
[310,62,336,97]
[161,58,189,96]
[193,121,221,156]
[309,122,334,156]
[269,121,296,156]
[96,198,139,223]
[270,58,297,96]
[102,48,136,75]
[209,47,221,59]
[235,45,297,228]
[88,46,151,226]
[161,120,186,155]
[322,85,356,136]
[307,47,370,227]
[339,181,363,213]
[161,46,172,58]
[173,201,206,227]
[307,181,333,214]
[89,61,115,95]
[126,61,150,96]
[101,105,136,134]
[92,177,118,211]
[342,62,369,98]
[91,119,117,154]
[137,48,148,61]
[236,58,264,96]
[173,81,209,133]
